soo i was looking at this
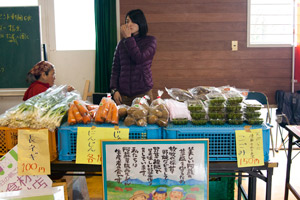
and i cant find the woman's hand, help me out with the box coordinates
[113,91,122,105]
[120,24,131,38]
[67,85,75,92]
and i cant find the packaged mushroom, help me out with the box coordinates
[148,90,169,127]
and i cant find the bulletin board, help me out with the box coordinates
[101,139,209,200]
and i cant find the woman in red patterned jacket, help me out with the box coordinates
[23,61,74,101]
[110,9,157,106]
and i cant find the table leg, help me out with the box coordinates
[248,175,256,200]
[238,173,242,200]
[284,131,293,200]
[252,177,257,200]
[266,166,273,200]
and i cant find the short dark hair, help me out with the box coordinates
[125,9,148,37]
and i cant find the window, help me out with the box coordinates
[54,0,95,50]
[247,0,294,47]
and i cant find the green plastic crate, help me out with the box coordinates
[209,173,235,200]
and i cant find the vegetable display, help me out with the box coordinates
[0,85,80,131]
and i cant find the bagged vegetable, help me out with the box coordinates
[131,95,150,112]
[165,99,191,121]
[68,100,93,125]
[118,104,129,120]
[0,85,80,131]
[188,86,210,101]
[148,90,169,127]
[165,87,193,102]
[124,96,149,126]
[95,94,119,125]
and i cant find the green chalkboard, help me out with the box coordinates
[0,6,41,88]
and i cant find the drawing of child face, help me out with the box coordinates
[170,191,184,200]
[153,193,167,200]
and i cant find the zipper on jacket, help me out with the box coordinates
[129,63,132,96]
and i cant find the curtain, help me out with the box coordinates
[94,0,117,93]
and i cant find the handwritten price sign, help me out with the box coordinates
[235,128,264,168]
[76,126,129,165]
[21,163,46,173]
[17,129,50,175]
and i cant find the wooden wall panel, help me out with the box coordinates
[120,0,293,104]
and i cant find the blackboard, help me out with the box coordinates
[0,6,41,88]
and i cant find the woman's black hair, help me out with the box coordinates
[125,9,148,37]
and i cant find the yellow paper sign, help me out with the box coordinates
[76,127,129,165]
[235,128,264,168]
[18,129,50,175]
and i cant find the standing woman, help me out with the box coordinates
[110,9,157,106]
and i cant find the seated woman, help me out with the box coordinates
[23,61,73,101]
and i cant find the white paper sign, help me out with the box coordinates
[0,145,52,192]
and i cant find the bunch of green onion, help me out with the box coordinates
[0,85,80,131]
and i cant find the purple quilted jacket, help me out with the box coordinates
[110,35,157,97]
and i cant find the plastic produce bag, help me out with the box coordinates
[148,90,169,127]
[0,85,80,131]
[124,95,149,126]
[165,99,191,121]
[117,104,130,120]
[94,94,119,124]
[165,87,193,102]
[188,86,210,101]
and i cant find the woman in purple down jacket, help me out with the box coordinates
[110,9,157,106]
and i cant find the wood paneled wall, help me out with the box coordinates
[120,0,297,104]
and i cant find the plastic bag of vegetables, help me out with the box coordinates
[148,90,169,127]
[0,85,80,131]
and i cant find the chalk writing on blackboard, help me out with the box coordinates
[0,13,32,21]
[0,13,32,45]
[0,6,41,89]
[0,67,4,74]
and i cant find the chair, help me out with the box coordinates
[246,92,275,156]
[82,80,108,104]
[274,90,300,154]
[82,80,93,101]
[275,114,289,155]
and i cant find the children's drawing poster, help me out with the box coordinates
[101,139,209,200]
[0,145,52,193]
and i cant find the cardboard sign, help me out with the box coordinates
[76,127,129,165]
[18,129,50,175]
[235,128,264,168]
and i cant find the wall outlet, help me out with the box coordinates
[232,41,238,51]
